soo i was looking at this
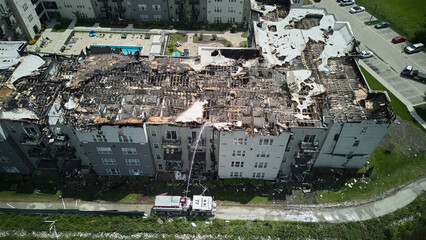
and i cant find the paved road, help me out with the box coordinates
[314,1,426,107]
[1,178,425,223]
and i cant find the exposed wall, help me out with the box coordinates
[43,0,96,19]
[314,120,391,168]
[206,0,245,23]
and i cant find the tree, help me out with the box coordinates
[182,5,192,28]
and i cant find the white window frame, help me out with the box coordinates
[122,147,137,155]
[259,139,273,146]
[256,151,270,158]
[154,15,162,21]
[153,143,159,149]
[233,138,247,145]
[92,134,107,142]
[156,154,161,160]
[4,166,19,173]
[152,4,161,11]
[106,169,121,175]
[150,129,157,137]
[129,169,143,175]
[22,3,28,11]
[97,147,112,154]
[125,159,140,166]
[119,135,133,143]
[138,4,147,11]
[0,156,10,163]
[101,158,117,165]
[165,130,178,140]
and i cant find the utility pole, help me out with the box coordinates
[369,5,378,22]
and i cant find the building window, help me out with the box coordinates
[228,7,235,13]
[101,158,117,165]
[80,12,88,19]
[76,3,85,8]
[152,5,161,11]
[303,135,317,143]
[214,17,222,23]
[256,151,270,158]
[24,127,37,136]
[214,0,222,2]
[119,135,133,143]
[361,127,367,134]
[4,167,19,173]
[254,162,267,168]
[230,171,242,177]
[154,15,162,21]
[285,146,291,152]
[138,4,147,10]
[259,139,273,146]
[158,164,163,170]
[282,157,287,163]
[228,17,235,23]
[0,156,10,163]
[233,138,247,145]
[165,130,178,140]
[64,2,72,8]
[252,172,265,178]
[28,14,33,23]
[156,154,161,160]
[122,148,137,155]
[125,159,140,166]
[353,140,360,147]
[214,7,222,12]
[97,147,112,154]
[150,130,157,137]
[243,16,247,21]
[92,134,107,142]
[229,0,236,2]
[153,143,159,149]
[129,169,143,175]
[22,3,28,11]
[106,169,121,175]
[231,161,244,167]
[232,150,245,157]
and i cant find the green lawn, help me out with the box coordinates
[0,194,425,239]
[356,0,426,41]
[0,189,61,202]
[414,103,426,121]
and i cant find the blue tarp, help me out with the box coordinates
[172,52,180,56]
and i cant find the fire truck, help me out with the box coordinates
[151,195,216,217]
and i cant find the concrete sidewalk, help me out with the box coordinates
[1,177,425,223]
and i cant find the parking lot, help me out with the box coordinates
[315,1,426,108]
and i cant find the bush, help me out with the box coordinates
[239,41,247,47]
[225,40,233,47]
[231,24,238,33]
[212,34,217,40]
[199,33,204,41]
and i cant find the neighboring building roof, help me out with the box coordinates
[0,41,26,70]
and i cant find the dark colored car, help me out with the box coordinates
[391,36,407,44]
[374,22,389,29]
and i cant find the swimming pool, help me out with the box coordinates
[89,45,143,55]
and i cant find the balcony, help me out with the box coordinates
[100,6,112,12]
[28,147,50,158]
[175,0,185,4]
[300,141,320,152]
[166,160,183,171]
[20,135,42,145]
[191,10,200,15]
[189,0,200,4]
[189,151,206,163]
[294,151,313,165]
[55,146,76,158]
[49,134,68,146]
[115,6,126,12]
[189,138,206,151]
[1,11,12,19]
[164,148,183,161]
[9,22,18,30]
[162,137,181,149]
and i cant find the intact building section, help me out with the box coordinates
[218,130,290,180]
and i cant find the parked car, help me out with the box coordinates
[404,43,424,54]
[121,32,127,39]
[401,66,426,82]
[360,50,374,58]
[349,6,365,13]
[340,0,355,6]
[391,36,407,44]
[374,22,390,29]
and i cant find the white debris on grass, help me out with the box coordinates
[254,8,354,72]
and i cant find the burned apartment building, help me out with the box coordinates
[0,4,394,182]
